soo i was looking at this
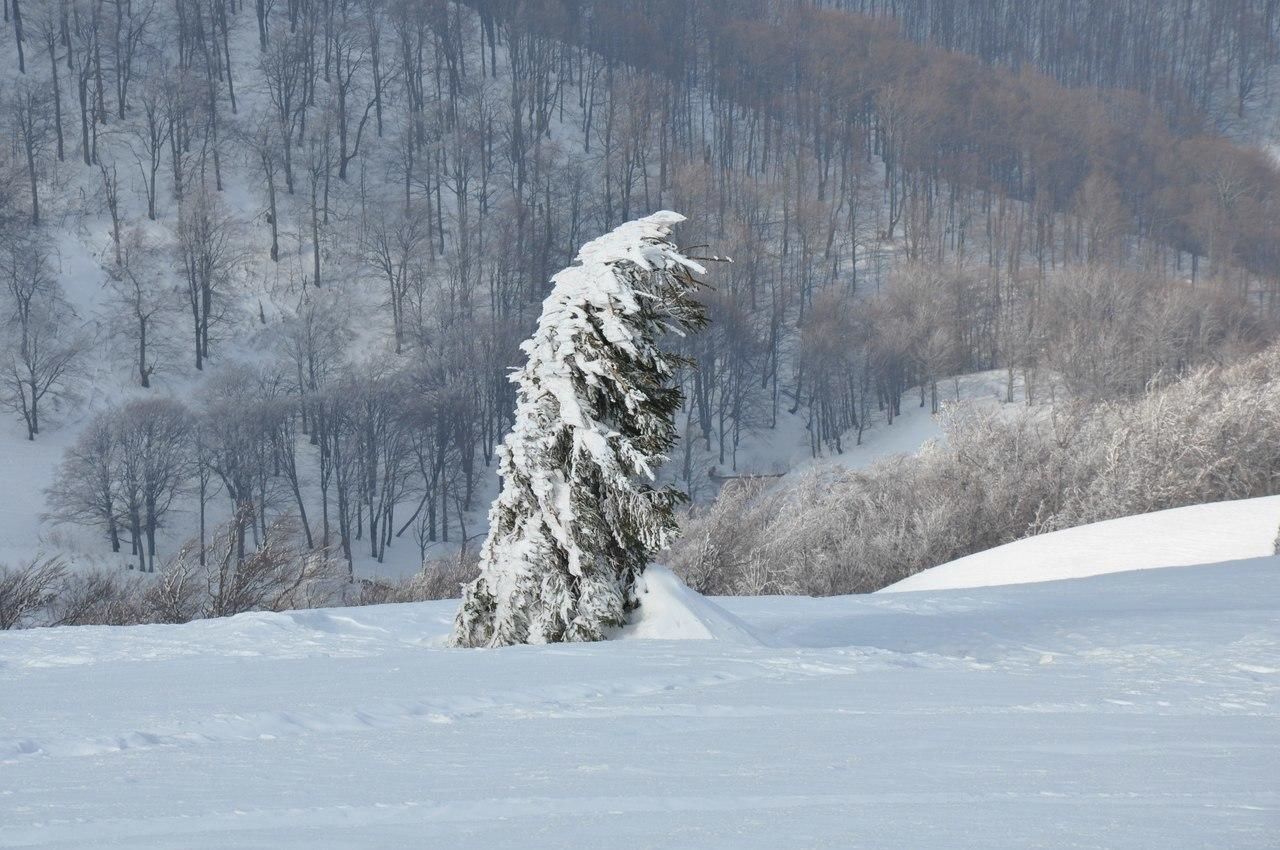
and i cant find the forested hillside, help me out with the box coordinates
[2,0,1280,618]
[827,0,1280,130]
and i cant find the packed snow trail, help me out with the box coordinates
[2,561,1278,848]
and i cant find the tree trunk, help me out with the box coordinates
[138,316,149,387]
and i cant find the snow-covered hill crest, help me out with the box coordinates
[882,495,1280,593]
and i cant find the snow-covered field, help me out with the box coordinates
[3,556,1277,847]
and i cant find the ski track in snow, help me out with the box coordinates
[2,560,1279,848]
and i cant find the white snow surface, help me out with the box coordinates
[882,495,1280,594]
[610,565,761,645]
[3,560,1279,848]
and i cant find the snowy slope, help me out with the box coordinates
[3,561,1278,848]
[881,495,1280,594]
[728,370,1036,481]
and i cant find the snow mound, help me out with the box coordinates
[881,495,1280,593]
[613,565,761,645]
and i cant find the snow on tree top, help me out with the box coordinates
[522,210,705,433]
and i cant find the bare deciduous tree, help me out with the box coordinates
[175,188,237,370]
[0,238,82,440]
[105,229,176,388]
[7,81,53,225]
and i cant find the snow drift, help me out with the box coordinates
[613,565,761,645]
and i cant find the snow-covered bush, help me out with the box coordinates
[451,212,709,647]
[1040,353,1280,530]
[669,402,1071,595]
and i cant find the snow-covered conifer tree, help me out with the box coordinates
[450,211,709,647]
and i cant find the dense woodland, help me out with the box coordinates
[828,0,1280,128]
[2,0,1280,623]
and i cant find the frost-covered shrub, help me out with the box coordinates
[1,562,151,628]
[1043,353,1280,529]
[3,520,477,630]
[48,571,147,626]
[670,346,1280,595]
[357,553,479,605]
[0,558,67,629]
[671,404,1070,595]
[156,512,348,621]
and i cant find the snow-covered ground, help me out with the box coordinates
[882,495,1280,594]
[3,558,1277,848]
